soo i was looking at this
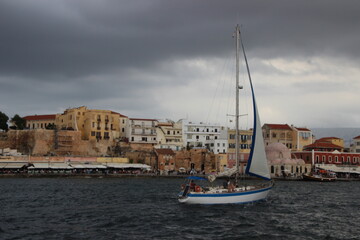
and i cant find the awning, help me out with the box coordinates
[28,163,73,169]
[70,164,106,169]
[28,163,51,169]
[50,163,73,169]
[316,164,360,174]
[105,163,151,169]
[0,163,8,168]
[3,163,27,169]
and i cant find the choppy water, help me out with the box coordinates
[0,177,359,240]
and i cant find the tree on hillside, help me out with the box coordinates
[0,111,9,131]
[11,114,26,130]
[45,123,56,130]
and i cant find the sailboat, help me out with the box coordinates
[178,25,273,204]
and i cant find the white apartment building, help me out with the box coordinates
[127,118,158,144]
[156,121,183,151]
[351,135,360,153]
[182,120,226,153]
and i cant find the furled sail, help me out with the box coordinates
[207,167,238,182]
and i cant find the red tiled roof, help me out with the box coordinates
[295,127,311,131]
[154,148,175,155]
[317,137,342,141]
[264,124,292,130]
[110,111,128,118]
[130,118,158,121]
[23,114,56,121]
[158,123,173,126]
[303,142,342,150]
[353,135,360,140]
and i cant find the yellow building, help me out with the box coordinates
[156,121,183,151]
[262,124,293,149]
[292,127,313,151]
[215,153,228,172]
[23,114,56,129]
[263,124,313,151]
[55,106,128,141]
[316,137,344,148]
[228,129,253,154]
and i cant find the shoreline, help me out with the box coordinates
[0,173,359,181]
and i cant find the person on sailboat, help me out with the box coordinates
[227,180,235,193]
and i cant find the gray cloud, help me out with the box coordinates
[1,0,360,127]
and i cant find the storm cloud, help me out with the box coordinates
[1,0,360,128]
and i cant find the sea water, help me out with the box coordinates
[0,177,359,239]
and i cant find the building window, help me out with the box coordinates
[328,156,332,163]
[104,132,109,140]
[322,156,325,163]
[316,156,319,163]
[91,131,95,136]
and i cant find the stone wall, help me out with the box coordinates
[3,129,119,157]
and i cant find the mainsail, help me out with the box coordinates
[240,30,271,181]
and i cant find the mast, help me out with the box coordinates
[235,24,240,183]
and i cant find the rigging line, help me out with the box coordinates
[204,51,233,126]
[214,53,233,125]
[204,64,221,125]
[225,50,236,129]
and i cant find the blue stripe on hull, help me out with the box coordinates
[186,186,272,198]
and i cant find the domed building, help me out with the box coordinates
[265,143,311,178]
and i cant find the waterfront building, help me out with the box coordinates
[350,135,360,153]
[23,114,56,129]
[55,106,127,141]
[127,118,158,144]
[214,127,228,154]
[214,153,228,172]
[154,148,176,174]
[266,143,311,178]
[262,123,312,151]
[292,150,360,178]
[293,127,313,151]
[227,129,252,171]
[303,137,344,152]
[182,120,226,153]
[155,121,183,151]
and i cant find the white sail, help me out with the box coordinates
[245,100,271,180]
[178,25,273,205]
[239,28,271,181]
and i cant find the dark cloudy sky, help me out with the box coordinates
[1,0,360,128]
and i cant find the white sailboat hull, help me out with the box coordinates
[178,185,272,205]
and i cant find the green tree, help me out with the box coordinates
[0,111,9,131]
[45,123,56,130]
[11,114,26,130]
